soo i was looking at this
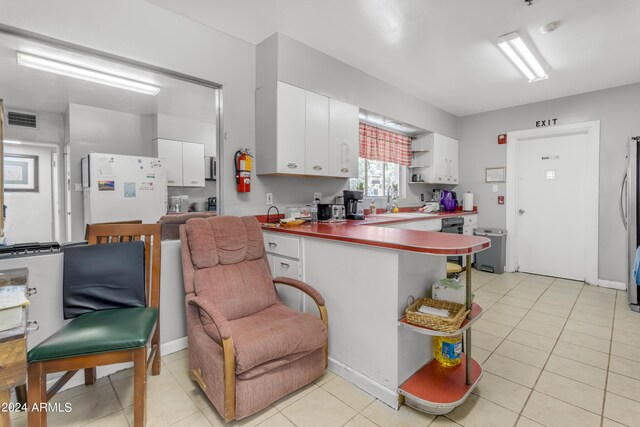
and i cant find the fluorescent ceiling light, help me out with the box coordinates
[497,32,548,82]
[16,52,160,96]
[3,139,22,145]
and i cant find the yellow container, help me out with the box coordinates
[433,334,462,367]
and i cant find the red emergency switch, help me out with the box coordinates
[498,134,507,144]
[498,196,504,205]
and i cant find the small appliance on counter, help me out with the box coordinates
[192,201,208,212]
[343,190,365,220]
[317,204,346,222]
[168,196,181,213]
[422,201,440,213]
[207,197,217,211]
[440,191,458,211]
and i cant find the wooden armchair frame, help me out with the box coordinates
[27,223,161,427]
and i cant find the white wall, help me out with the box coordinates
[457,82,640,284]
[67,103,153,240]
[3,144,55,243]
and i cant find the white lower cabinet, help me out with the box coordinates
[264,232,303,311]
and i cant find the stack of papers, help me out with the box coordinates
[0,288,29,310]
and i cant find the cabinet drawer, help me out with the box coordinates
[263,233,300,259]
[273,257,300,279]
[463,215,477,226]
[463,225,474,236]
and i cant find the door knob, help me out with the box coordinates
[518,209,525,215]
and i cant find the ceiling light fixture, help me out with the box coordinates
[16,52,160,96]
[497,32,548,82]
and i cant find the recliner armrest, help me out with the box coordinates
[188,296,232,340]
[272,277,325,307]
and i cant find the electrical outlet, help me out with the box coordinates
[313,192,322,202]
[492,184,499,193]
[420,193,424,202]
[266,193,273,205]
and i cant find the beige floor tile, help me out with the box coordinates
[481,310,522,327]
[482,354,541,388]
[273,382,319,411]
[495,340,550,368]
[472,297,496,310]
[281,387,356,427]
[48,385,121,427]
[171,411,214,427]
[564,319,612,340]
[500,296,535,310]
[82,410,130,427]
[536,295,575,309]
[602,418,628,427]
[342,414,378,427]
[506,329,557,353]
[256,413,295,427]
[471,346,491,365]
[447,394,518,427]
[522,391,600,427]
[610,355,640,381]
[203,404,277,427]
[472,319,513,339]
[544,354,607,389]
[431,416,462,426]
[558,329,611,354]
[179,376,213,409]
[472,371,531,413]
[611,340,640,363]
[523,310,567,328]
[49,375,111,401]
[474,289,504,302]
[553,340,609,369]
[163,348,189,364]
[489,303,529,318]
[541,289,579,300]
[314,369,336,386]
[472,330,504,352]
[109,367,134,382]
[112,367,181,407]
[516,417,545,427]
[124,386,200,427]
[165,356,192,385]
[360,400,434,427]
[516,319,562,339]
[530,301,572,318]
[506,289,541,302]
[573,303,615,318]
[321,376,375,412]
[569,310,613,328]
[604,392,640,427]
[534,371,604,414]
[613,329,640,348]
[607,372,640,403]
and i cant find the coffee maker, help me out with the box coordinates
[343,190,365,220]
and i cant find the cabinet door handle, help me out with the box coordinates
[268,242,278,247]
[168,180,175,184]
[26,320,39,332]
[27,288,37,297]
[287,163,298,169]
[280,262,290,269]
[190,181,198,184]
[313,165,322,171]
[341,168,349,173]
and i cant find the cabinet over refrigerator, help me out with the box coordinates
[82,153,168,228]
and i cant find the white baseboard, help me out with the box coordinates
[328,357,398,409]
[596,279,626,291]
[43,336,188,394]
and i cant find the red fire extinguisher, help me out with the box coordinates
[234,149,253,193]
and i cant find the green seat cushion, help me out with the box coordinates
[28,307,157,362]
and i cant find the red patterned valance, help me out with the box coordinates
[359,123,412,166]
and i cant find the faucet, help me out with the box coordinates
[386,185,393,213]
[266,206,280,224]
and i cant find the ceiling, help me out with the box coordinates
[148,0,640,117]
[0,33,217,122]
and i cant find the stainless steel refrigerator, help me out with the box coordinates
[622,136,640,312]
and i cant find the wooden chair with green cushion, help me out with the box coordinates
[27,223,161,427]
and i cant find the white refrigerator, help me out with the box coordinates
[82,153,167,228]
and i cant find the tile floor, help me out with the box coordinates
[9,271,640,426]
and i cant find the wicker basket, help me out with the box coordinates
[405,297,469,333]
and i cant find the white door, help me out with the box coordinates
[182,142,205,187]
[516,133,588,280]
[305,91,329,176]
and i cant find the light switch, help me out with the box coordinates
[75,183,83,192]
[492,184,498,193]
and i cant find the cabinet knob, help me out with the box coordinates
[27,320,39,332]
[313,165,322,171]
[287,163,298,169]
[341,168,349,173]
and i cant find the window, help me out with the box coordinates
[350,122,412,197]
[351,158,401,197]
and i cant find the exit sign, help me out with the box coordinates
[536,118,558,127]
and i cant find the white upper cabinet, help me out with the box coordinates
[256,81,359,178]
[329,99,359,178]
[153,139,205,187]
[415,133,459,184]
[182,141,205,187]
[305,91,330,176]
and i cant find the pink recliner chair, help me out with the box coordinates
[180,216,328,421]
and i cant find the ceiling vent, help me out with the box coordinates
[7,111,37,129]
